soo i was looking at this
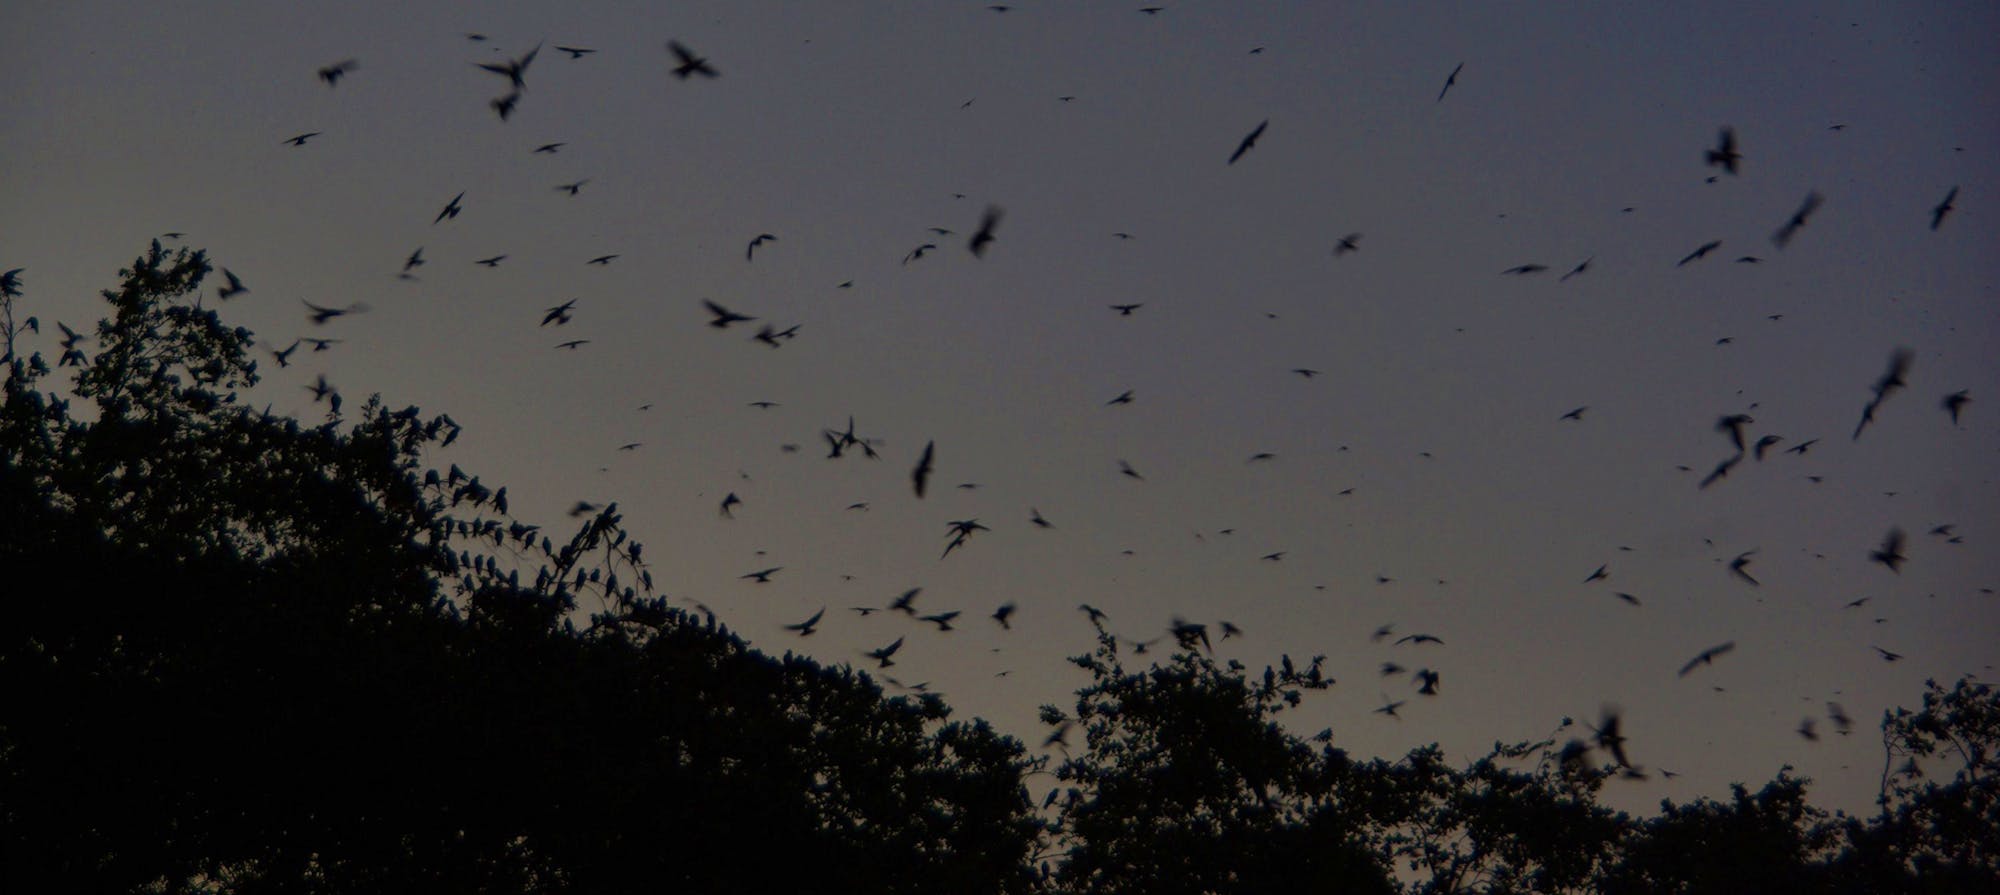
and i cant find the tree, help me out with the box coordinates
[1,243,1046,893]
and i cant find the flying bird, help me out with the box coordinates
[1771,191,1824,248]
[553,339,589,350]
[784,607,825,636]
[1706,127,1740,175]
[1942,390,1970,425]
[1717,414,1755,452]
[270,340,300,368]
[476,41,541,90]
[1227,119,1269,165]
[555,179,588,196]
[912,440,935,498]
[434,191,465,224]
[475,255,507,267]
[867,636,905,668]
[554,46,596,59]
[1559,257,1593,282]
[402,247,426,273]
[534,142,565,153]
[746,233,777,261]
[903,243,937,264]
[491,91,521,121]
[740,566,781,583]
[1030,508,1053,529]
[918,611,961,632]
[1560,406,1588,421]
[889,588,923,616]
[719,492,741,518]
[1677,641,1736,677]
[969,206,1002,257]
[1501,264,1547,275]
[283,132,321,146]
[703,300,755,328]
[1394,633,1444,646]
[1852,347,1914,440]
[1930,186,1957,231]
[1677,240,1722,266]
[1753,434,1784,461]
[669,40,718,78]
[317,59,357,86]
[303,300,366,325]
[1872,646,1903,662]
[541,299,577,326]
[1869,527,1906,573]
[215,268,248,299]
[587,254,618,265]
[992,602,1017,630]
[1728,551,1760,586]
[1118,459,1144,480]
[1436,62,1464,102]
[1333,233,1361,255]
[1584,564,1608,583]
[1106,390,1134,406]
[1110,303,1143,315]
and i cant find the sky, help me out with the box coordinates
[3,1,1996,817]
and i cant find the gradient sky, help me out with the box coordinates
[4,1,1996,817]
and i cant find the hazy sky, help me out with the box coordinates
[4,1,1996,816]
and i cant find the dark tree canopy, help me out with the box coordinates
[2,245,1994,893]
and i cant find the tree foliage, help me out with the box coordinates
[2,245,1994,892]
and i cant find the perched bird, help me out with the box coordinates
[784,607,825,636]
[669,40,718,79]
[1436,62,1464,103]
[912,440,935,498]
[1227,119,1269,165]
[1869,527,1906,573]
[318,59,358,86]
[1771,191,1824,248]
[434,191,465,224]
[216,268,248,299]
[1930,186,1958,231]
[1677,641,1736,677]
[746,233,777,261]
[1706,127,1741,175]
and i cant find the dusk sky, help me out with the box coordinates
[3,1,1995,816]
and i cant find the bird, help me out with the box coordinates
[1677,641,1736,677]
[317,59,357,86]
[401,247,426,274]
[491,92,521,121]
[1293,368,1321,378]
[303,300,366,325]
[1717,414,1755,452]
[1872,646,1903,662]
[554,46,596,59]
[1029,508,1053,529]
[903,243,937,264]
[555,179,589,196]
[703,300,755,328]
[1227,119,1269,165]
[1501,264,1547,275]
[216,268,248,299]
[476,41,541,90]
[541,299,577,326]
[1333,233,1361,256]
[1785,438,1820,455]
[534,142,565,153]
[1079,604,1109,625]
[889,588,923,616]
[1375,699,1406,719]
[1118,459,1144,480]
[746,233,777,261]
[1853,347,1914,440]
[1728,551,1760,586]
[1613,592,1642,607]
[1592,709,1633,768]
[1942,390,1971,425]
[304,338,340,352]
[1706,127,1740,175]
[784,607,825,636]
[740,566,781,583]
[1753,435,1784,461]
[1584,564,1608,583]
[587,254,619,265]
[1771,191,1824,248]
[992,603,1017,630]
[1415,668,1441,695]
[270,340,300,368]
[1699,454,1742,490]
[867,636,905,668]
[1110,303,1143,315]
[969,206,1002,257]
[1042,721,1073,749]
[434,191,465,224]
[1828,703,1853,736]
[1559,257,1593,282]
[918,611,961,632]
[1106,390,1134,406]
[1436,62,1464,103]
[475,255,507,267]
[553,339,589,350]
[912,440,935,498]
[1560,406,1588,421]
[719,492,741,518]
[283,132,321,146]
[1677,240,1722,266]
[668,40,718,79]
[942,519,989,559]
[1869,527,1906,573]
[1930,186,1958,231]
[1394,633,1444,646]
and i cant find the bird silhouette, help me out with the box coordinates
[1706,127,1740,175]
[1872,646,1902,662]
[1395,633,1444,646]
[304,338,340,352]
[1677,641,1736,676]
[1333,233,1362,255]
[867,636,905,668]
[1591,709,1633,768]
[270,340,300,368]
[992,603,1017,629]
[1436,62,1464,102]
[1677,240,1722,266]
[1415,668,1441,695]
[1930,186,1958,231]
[1228,119,1269,165]
[1106,390,1134,406]
[1728,550,1760,586]
[283,132,321,146]
[476,41,541,90]
[303,300,367,325]
[554,46,596,59]
[401,247,426,273]
[434,191,465,224]
[1870,527,1906,573]
[1118,459,1144,480]
[668,40,718,79]
[912,440,935,498]
[534,142,565,154]
[555,179,589,196]
[1942,390,1970,424]
[1560,406,1588,421]
[889,588,923,615]
[1852,347,1913,440]
[587,254,618,265]
[1753,434,1783,461]
[553,339,589,350]
[1375,699,1406,719]
[919,611,961,632]
[1559,257,1593,282]
[1110,303,1143,315]
[318,59,357,86]
[719,492,741,518]
[1771,191,1824,248]
[703,300,756,328]
[903,243,937,264]
[1613,592,1642,607]
[541,299,577,326]
[1717,414,1755,452]
[942,519,989,558]
[784,607,825,636]
[741,566,781,583]
[216,268,248,299]
[1786,438,1820,455]
[1584,564,1608,583]
[969,206,1002,257]
[1699,454,1742,490]
[475,255,507,267]
[1029,508,1053,528]
[1501,264,1547,275]
[746,233,777,261]
[491,92,521,121]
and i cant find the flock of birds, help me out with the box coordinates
[11,9,1990,799]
